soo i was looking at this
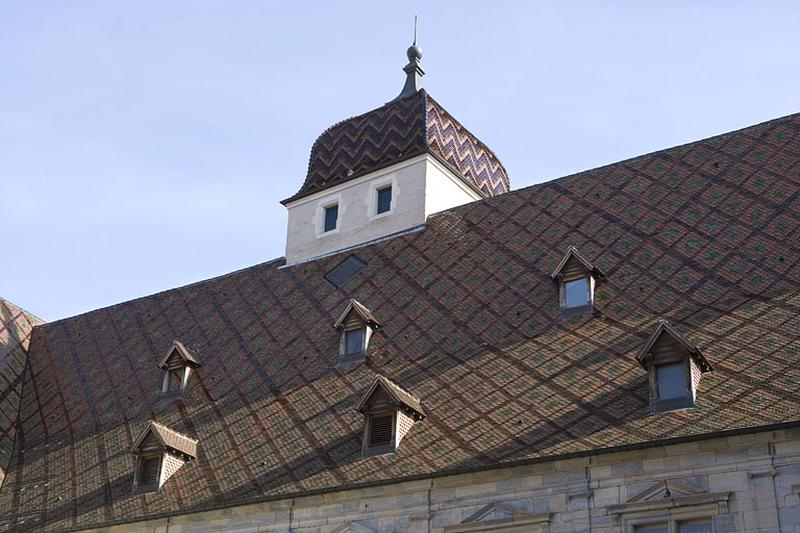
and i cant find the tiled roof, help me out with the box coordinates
[0,299,42,491]
[284,90,510,203]
[1,112,799,531]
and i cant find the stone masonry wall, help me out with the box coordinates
[76,428,800,533]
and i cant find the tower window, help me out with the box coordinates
[344,327,365,355]
[376,186,392,214]
[324,204,339,232]
[656,362,687,400]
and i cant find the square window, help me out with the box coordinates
[564,278,589,308]
[377,186,392,214]
[324,204,338,232]
[344,328,364,355]
[656,362,687,400]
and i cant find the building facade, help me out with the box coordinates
[1,43,799,533]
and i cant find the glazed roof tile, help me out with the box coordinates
[1,112,799,531]
[284,90,510,203]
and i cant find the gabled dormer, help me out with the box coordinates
[130,421,197,494]
[355,375,425,456]
[550,246,605,317]
[158,340,201,396]
[334,299,380,363]
[636,320,713,413]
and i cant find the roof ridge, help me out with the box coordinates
[38,256,286,327]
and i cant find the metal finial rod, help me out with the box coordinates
[413,14,417,45]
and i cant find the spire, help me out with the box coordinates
[395,16,424,100]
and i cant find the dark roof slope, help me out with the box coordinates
[284,90,510,203]
[1,113,799,531]
[0,299,43,491]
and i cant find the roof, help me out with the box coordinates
[1,112,799,531]
[130,421,198,458]
[355,375,426,419]
[283,90,510,204]
[0,299,43,491]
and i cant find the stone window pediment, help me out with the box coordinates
[550,246,605,318]
[609,479,730,531]
[636,320,713,413]
[444,502,551,532]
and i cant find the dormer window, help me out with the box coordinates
[551,246,604,317]
[334,299,380,363]
[158,340,201,397]
[344,327,365,355]
[130,421,197,494]
[355,375,425,456]
[656,362,687,401]
[636,320,713,413]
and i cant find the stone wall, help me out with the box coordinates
[77,428,800,532]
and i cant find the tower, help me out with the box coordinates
[282,42,509,265]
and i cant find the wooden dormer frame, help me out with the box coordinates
[158,340,201,396]
[550,246,605,317]
[636,320,713,414]
[334,299,381,362]
[355,375,425,457]
[130,421,197,494]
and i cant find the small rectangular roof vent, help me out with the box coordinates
[325,256,366,288]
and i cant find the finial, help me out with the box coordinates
[393,15,425,101]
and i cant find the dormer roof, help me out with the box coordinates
[355,375,426,420]
[158,340,201,370]
[130,421,198,459]
[636,319,713,372]
[550,246,605,281]
[333,299,380,330]
[282,90,509,205]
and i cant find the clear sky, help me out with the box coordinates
[1,1,798,321]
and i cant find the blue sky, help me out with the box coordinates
[1,1,798,321]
